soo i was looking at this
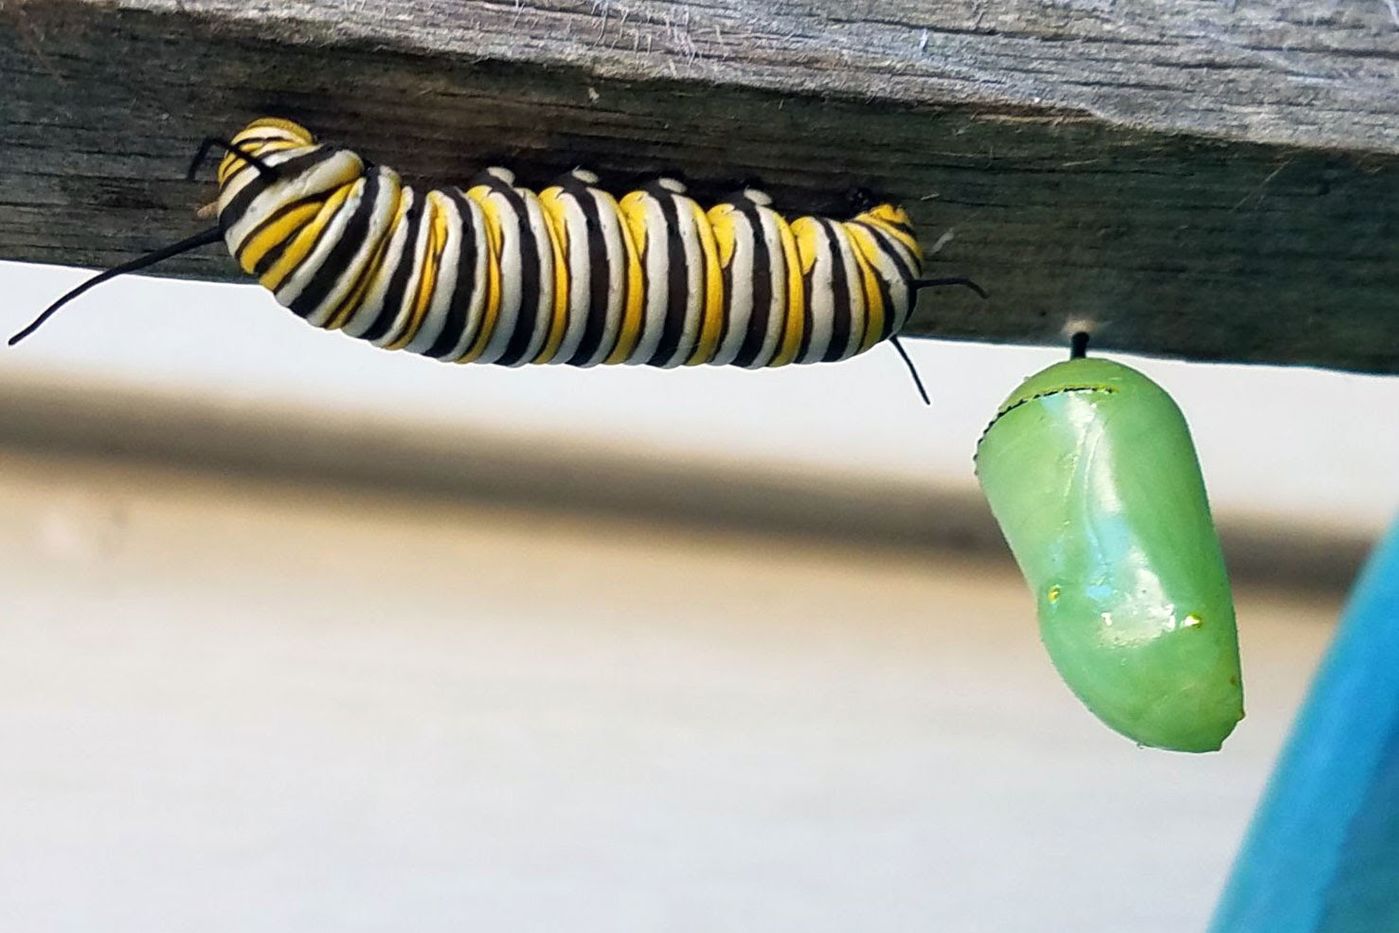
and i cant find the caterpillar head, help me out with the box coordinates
[6,116,349,347]
[216,118,318,185]
[213,118,369,279]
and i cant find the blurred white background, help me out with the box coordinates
[5,262,1397,533]
[0,261,1394,932]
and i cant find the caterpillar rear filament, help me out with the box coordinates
[13,118,983,396]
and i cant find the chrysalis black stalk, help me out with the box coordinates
[1070,331,1090,360]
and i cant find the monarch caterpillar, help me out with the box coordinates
[12,117,982,395]
[975,335,1243,752]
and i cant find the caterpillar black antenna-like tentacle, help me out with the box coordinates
[8,226,224,346]
[913,276,988,300]
[1070,331,1090,360]
[890,336,931,407]
[186,137,280,182]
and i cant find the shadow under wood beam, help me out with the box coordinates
[1,1,1397,372]
[0,373,1374,595]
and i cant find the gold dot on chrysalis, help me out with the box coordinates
[1047,585,1062,604]
[1184,613,1204,628]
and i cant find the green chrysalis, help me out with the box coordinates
[975,355,1243,752]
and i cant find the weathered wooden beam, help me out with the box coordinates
[2,0,1396,371]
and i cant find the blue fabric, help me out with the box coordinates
[1212,518,1399,932]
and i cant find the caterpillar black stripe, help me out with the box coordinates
[13,117,984,388]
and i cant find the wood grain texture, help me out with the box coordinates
[1,0,1397,371]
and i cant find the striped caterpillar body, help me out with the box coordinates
[216,118,924,369]
[14,117,983,394]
